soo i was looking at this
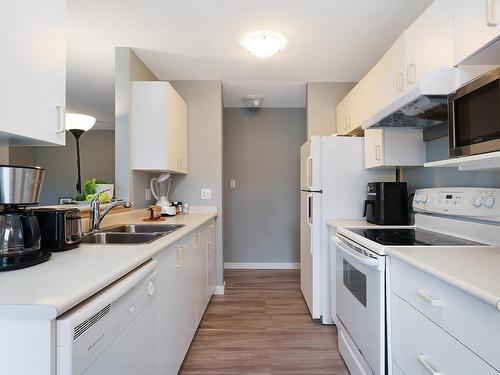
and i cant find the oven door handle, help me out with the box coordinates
[333,237,379,269]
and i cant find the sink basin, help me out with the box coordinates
[81,232,164,245]
[103,224,185,234]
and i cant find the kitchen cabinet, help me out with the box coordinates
[0,0,65,145]
[154,220,216,374]
[131,81,188,174]
[390,256,500,373]
[405,0,453,87]
[453,0,500,65]
[364,128,426,169]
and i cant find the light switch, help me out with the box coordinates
[230,179,237,189]
[201,188,212,200]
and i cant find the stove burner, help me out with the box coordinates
[349,228,484,246]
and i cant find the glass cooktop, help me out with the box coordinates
[348,228,484,246]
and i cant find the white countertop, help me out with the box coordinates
[0,209,217,320]
[327,220,374,229]
[387,246,500,311]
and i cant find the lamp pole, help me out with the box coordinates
[69,128,85,194]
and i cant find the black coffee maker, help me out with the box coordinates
[363,182,409,225]
[0,165,50,271]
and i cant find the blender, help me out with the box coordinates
[150,173,176,216]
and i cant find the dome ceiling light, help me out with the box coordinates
[241,31,287,58]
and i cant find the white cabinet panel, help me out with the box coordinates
[391,294,497,375]
[364,128,425,169]
[405,0,454,87]
[131,81,188,174]
[454,0,500,64]
[0,0,65,145]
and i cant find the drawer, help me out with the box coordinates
[390,256,500,371]
[391,294,497,375]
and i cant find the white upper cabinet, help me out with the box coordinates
[453,0,500,65]
[131,81,188,174]
[405,0,454,87]
[0,0,65,145]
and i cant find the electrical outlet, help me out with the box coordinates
[230,179,237,189]
[145,188,152,200]
[201,188,212,200]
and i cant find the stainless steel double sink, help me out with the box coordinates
[81,224,185,245]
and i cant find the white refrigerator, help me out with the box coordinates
[300,136,394,324]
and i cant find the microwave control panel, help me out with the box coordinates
[413,188,500,221]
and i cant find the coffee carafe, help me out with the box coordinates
[0,165,49,271]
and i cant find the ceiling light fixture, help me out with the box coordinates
[241,31,287,58]
[243,95,264,108]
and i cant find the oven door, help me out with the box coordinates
[334,235,385,375]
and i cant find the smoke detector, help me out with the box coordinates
[243,95,264,108]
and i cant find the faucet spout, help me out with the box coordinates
[89,191,132,232]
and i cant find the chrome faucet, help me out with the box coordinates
[89,191,132,232]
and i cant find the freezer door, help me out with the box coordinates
[300,137,322,191]
[300,191,322,318]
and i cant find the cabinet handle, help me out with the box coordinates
[176,247,183,268]
[417,289,443,306]
[396,72,404,91]
[348,115,351,131]
[182,245,188,265]
[417,355,443,375]
[486,0,497,26]
[196,233,201,247]
[407,64,416,84]
[375,145,381,161]
[344,117,348,132]
[56,106,65,133]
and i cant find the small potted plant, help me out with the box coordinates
[75,178,114,203]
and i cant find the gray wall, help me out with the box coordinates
[115,47,158,208]
[223,108,306,263]
[306,82,356,137]
[9,130,115,204]
[169,81,224,285]
[403,136,500,192]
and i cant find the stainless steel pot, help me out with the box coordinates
[0,165,45,205]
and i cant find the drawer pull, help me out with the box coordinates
[417,289,442,306]
[417,355,443,375]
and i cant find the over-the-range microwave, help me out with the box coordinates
[448,66,500,158]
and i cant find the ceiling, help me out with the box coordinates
[67,0,434,127]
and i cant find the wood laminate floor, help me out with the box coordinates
[179,269,349,375]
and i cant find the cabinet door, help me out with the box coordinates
[364,129,385,169]
[154,245,187,374]
[372,34,406,109]
[405,0,453,87]
[194,230,208,325]
[0,0,65,145]
[166,85,188,174]
[454,0,500,64]
[207,224,216,299]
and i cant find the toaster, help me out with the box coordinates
[33,207,82,252]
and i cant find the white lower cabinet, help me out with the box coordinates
[389,257,500,374]
[391,294,497,375]
[154,220,216,374]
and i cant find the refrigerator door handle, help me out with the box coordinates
[307,193,313,227]
[306,156,313,189]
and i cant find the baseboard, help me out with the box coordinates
[213,282,225,295]
[224,262,300,270]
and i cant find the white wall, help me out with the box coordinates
[169,80,224,287]
[306,82,355,137]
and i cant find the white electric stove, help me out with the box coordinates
[333,187,500,375]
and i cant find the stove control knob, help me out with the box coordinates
[421,193,428,203]
[414,194,421,203]
[472,195,483,208]
[484,196,496,209]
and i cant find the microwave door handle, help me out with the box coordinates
[333,237,379,269]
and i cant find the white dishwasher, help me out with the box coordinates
[57,260,158,375]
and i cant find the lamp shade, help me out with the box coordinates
[65,113,96,131]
